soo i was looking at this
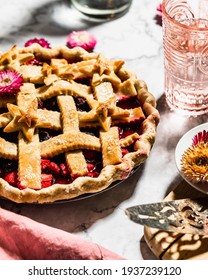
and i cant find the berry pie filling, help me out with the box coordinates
[0,39,159,202]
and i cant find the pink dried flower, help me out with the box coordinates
[66,31,97,52]
[24,38,51,48]
[0,70,23,96]
[155,3,162,26]
[156,3,162,17]
[192,130,208,146]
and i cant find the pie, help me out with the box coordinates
[0,43,160,203]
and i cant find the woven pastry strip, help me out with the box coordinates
[94,82,116,131]
[20,44,97,62]
[36,80,97,109]
[78,107,130,125]
[36,110,61,130]
[57,95,88,177]
[120,133,140,147]
[0,106,143,131]
[18,131,41,189]
[13,89,41,190]
[100,127,122,167]
[0,45,34,71]
[55,59,97,80]
[57,96,79,133]
[0,138,17,160]
[19,65,44,83]
[41,132,101,158]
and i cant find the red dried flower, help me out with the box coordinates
[192,130,208,146]
[66,31,97,52]
[24,38,51,48]
[0,70,23,96]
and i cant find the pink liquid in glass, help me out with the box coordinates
[162,0,208,115]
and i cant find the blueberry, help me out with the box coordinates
[39,130,51,142]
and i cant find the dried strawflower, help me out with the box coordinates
[0,70,23,96]
[24,38,51,48]
[192,130,208,146]
[24,38,51,65]
[181,142,208,183]
[155,3,162,26]
[66,31,97,52]
[156,3,162,18]
[181,130,208,184]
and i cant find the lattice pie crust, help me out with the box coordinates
[0,44,160,203]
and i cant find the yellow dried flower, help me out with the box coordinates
[181,142,208,183]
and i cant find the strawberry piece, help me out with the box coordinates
[60,163,69,176]
[87,171,99,178]
[41,159,51,171]
[41,174,53,188]
[116,95,131,103]
[41,159,60,175]
[17,182,27,190]
[121,148,129,156]
[48,162,60,175]
[87,163,95,172]
[4,171,18,186]
[119,121,142,139]
[26,57,43,66]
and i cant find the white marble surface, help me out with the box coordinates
[0,0,207,260]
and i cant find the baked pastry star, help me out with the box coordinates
[4,94,38,141]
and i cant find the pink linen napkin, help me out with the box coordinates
[0,207,125,260]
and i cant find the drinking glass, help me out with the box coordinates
[71,0,132,21]
[162,0,208,115]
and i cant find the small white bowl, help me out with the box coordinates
[175,122,208,194]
